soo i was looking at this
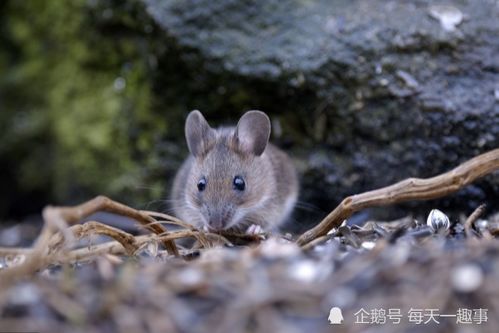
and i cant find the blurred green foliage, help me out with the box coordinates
[0,0,172,218]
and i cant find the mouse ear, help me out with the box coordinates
[185,110,215,157]
[234,110,271,156]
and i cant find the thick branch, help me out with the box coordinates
[297,149,499,246]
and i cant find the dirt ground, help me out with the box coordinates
[0,206,498,333]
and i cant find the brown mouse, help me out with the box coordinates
[171,110,298,233]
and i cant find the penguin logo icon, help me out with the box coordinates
[328,307,344,324]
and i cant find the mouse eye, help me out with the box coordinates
[197,177,207,192]
[233,176,245,191]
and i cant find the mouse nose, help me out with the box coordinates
[207,207,232,231]
[207,209,224,230]
[208,215,223,230]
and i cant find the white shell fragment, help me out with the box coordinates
[474,219,489,231]
[396,70,419,89]
[288,260,319,283]
[259,237,301,259]
[146,241,159,257]
[361,241,376,250]
[428,5,463,32]
[451,264,483,292]
[427,209,450,232]
[327,227,338,235]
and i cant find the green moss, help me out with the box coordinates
[0,0,163,212]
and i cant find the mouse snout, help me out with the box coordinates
[208,210,224,230]
[206,205,234,231]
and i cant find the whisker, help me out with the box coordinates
[136,199,168,211]
[293,201,325,213]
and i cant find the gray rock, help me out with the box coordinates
[144,0,498,225]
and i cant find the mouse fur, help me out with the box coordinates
[171,110,298,233]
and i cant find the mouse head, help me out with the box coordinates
[183,110,273,231]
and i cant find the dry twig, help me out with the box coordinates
[464,204,487,237]
[297,148,499,246]
[46,196,178,255]
[0,224,239,282]
[0,196,182,285]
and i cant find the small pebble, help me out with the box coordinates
[379,78,389,86]
[176,268,204,287]
[8,283,41,305]
[288,260,319,283]
[0,226,22,246]
[389,242,411,265]
[451,264,483,293]
[327,287,357,308]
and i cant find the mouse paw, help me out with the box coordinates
[246,224,263,235]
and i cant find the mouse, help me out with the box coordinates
[171,110,298,234]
